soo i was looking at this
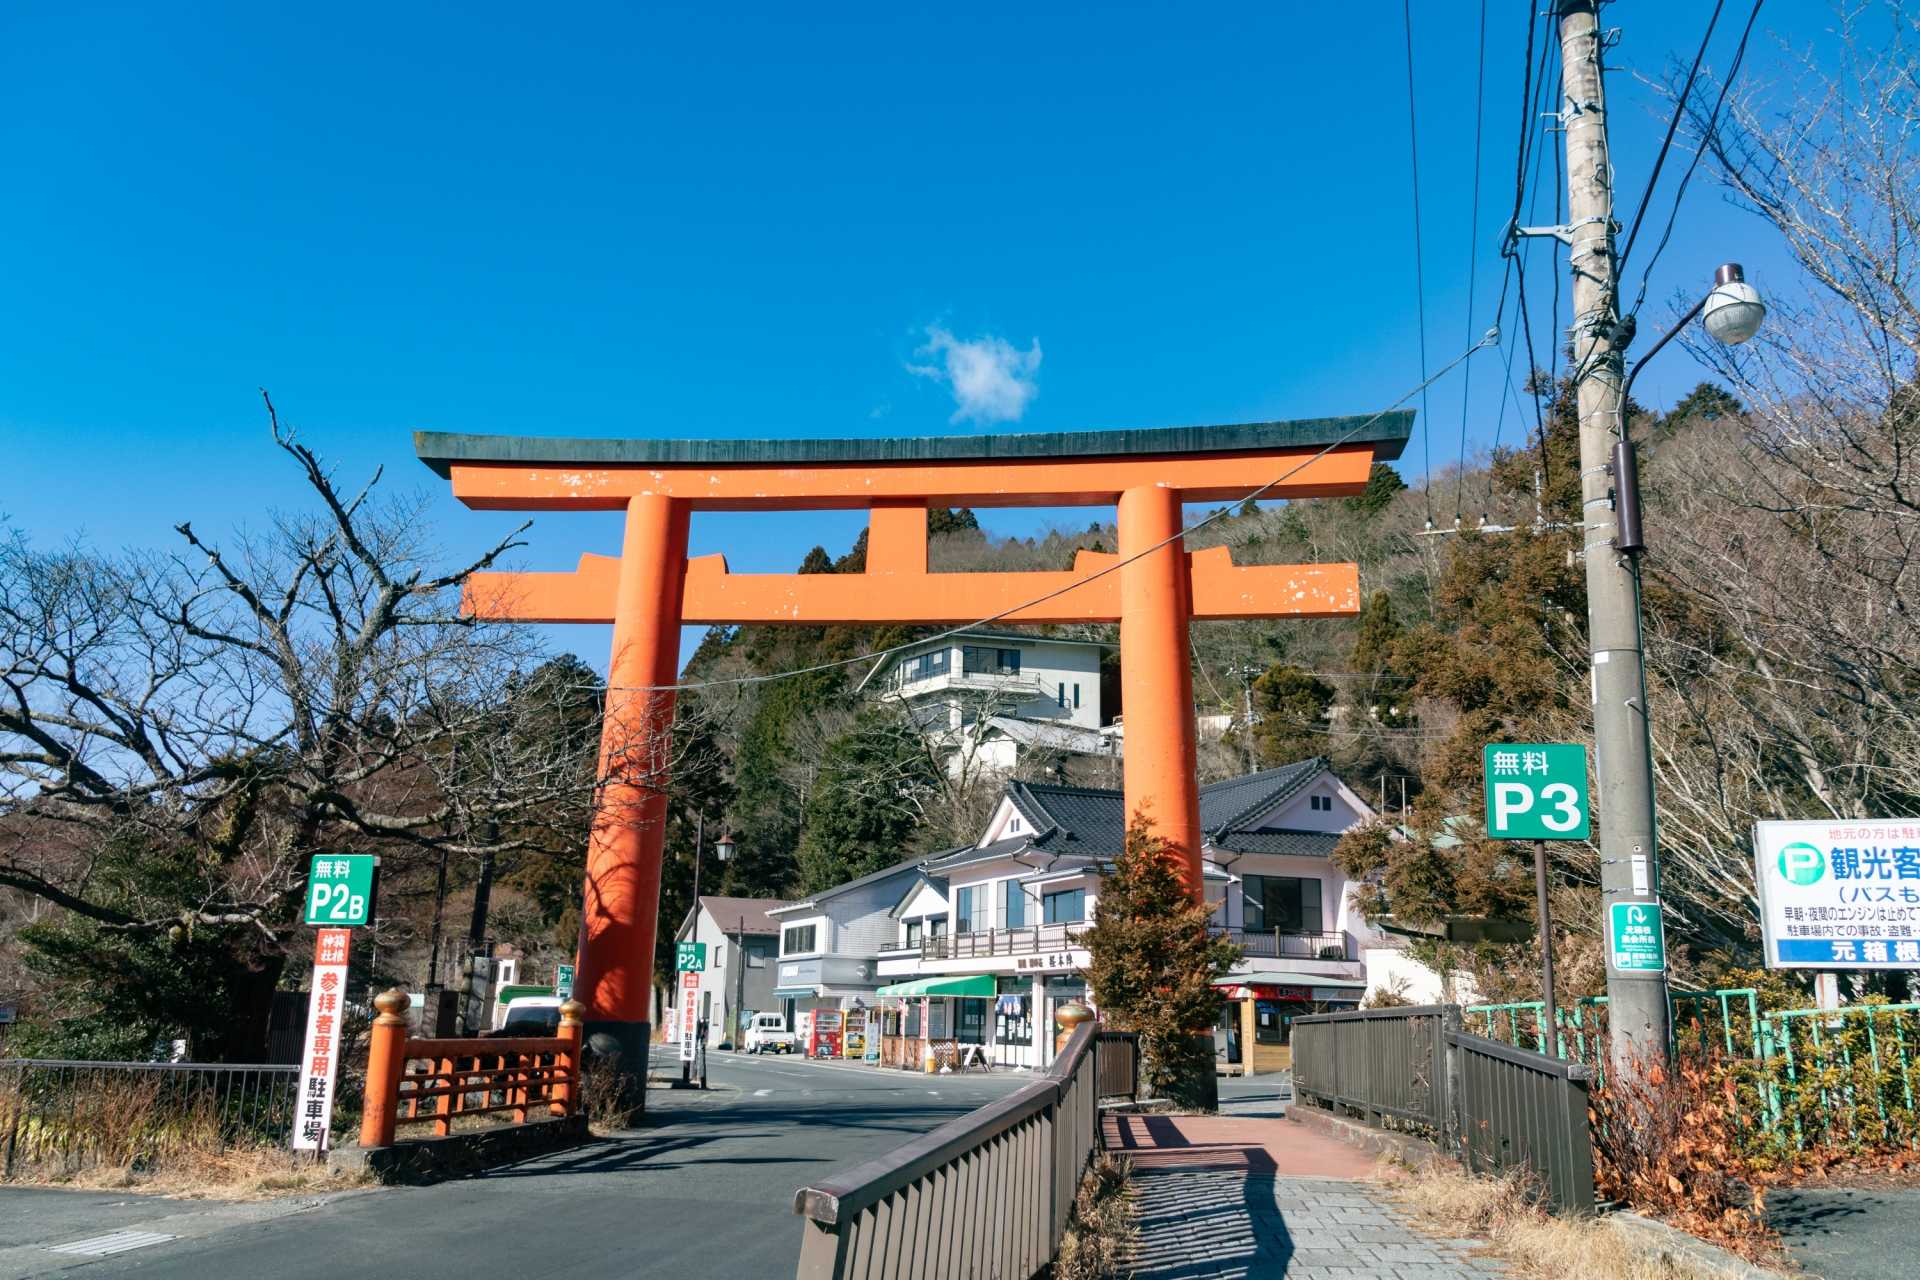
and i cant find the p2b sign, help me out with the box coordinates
[1483,744,1591,841]
[304,854,379,927]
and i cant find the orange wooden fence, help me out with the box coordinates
[359,988,585,1148]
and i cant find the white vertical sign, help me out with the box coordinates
[679,969,700,1062]
[292,928,353,1151]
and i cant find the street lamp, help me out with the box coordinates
[1613,263,1766,555]
[715,832,735,864]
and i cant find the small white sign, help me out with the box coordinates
[1754,818,1920,969]
[292,929,352,1151]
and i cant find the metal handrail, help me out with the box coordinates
[794,1021,1094,1227]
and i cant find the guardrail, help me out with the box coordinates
[791,1020,1102,1279]
[1292,1005,1595,1214]
[358,989,583,1148]
[1448,1030,1595,1213]
[1093,1030,1139,1100]
[1292,1004,1452,1133]
[1,1059,299,1178]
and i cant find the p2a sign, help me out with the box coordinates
[1483,744,1591,841]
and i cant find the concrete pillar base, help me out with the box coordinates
[584,1018,653,1115]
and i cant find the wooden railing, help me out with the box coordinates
[1292,1004,1596,1214]
[792,1021,1102,1278]
[358,988,584,1149]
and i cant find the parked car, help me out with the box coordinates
[489,995,563,1037]
[743,1012,796,1054]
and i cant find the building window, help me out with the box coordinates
[962,646,1021,676]
[928,917,948,938]
[782,923,818,954]
[1242,876,1323,933]
[1310,794,1333,812]
[1001,879,1028,929]
[955,886,978,933]
[905,920,923,948]
[956,1000,987,1044]
[1043,887,1086,924]
[1073,683,1081,709]
[1057,681,1066,707]
[895,648,950,687]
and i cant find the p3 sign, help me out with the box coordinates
[303,854,379,927]
[1482,744,1591,841]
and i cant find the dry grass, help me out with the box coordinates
[50,1144,372,1200]
[1053,1154,1136,1280]
[1388,1161,1790,1280]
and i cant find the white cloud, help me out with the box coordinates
[908,325,1043,425]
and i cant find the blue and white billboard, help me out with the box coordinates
[1754,819,1920,969]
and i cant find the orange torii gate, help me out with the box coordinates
[416,414,1410,1064]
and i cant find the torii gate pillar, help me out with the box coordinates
[1118,484,1203,893]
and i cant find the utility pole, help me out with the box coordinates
[1554,0,1670,1081]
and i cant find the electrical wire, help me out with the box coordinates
[1626,0,1765,321]
[1402,0,1435,525]
[1454,0,1489,524]
[1618,0,1729,275]
[594,330,1501,694]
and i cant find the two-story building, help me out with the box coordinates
[862,757,1379,1074]
[766,857,935,1035]
[667,895,786,1049]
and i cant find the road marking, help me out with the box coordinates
[753,1088,773,1096]
[48,1231,178,1257]
[927,1090,940,1096]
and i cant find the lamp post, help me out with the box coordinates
[1593,262,1764,1077]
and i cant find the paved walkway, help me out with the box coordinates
[1105,1114,1508,1279]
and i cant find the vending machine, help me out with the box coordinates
[802,1007,843,1058]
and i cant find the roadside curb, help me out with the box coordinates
[1608,1211,1788,1280]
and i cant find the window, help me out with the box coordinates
[955,999,987,1044]
[1073,683,1081,709]
[955,886,978,933]
[1310,794,1333,812]
[1242,875,1323,933]
[1057,681,1066,707]
[905,920,923,948]
[962,646,1021,676]
[1001,880,1028,929]
[894,648,950,687]
[782,923,819,954]
[928,917,948,938]
[1042,887,1086,924]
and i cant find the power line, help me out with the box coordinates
[592,329,1500,695]
[1402,0,1435,526]
[1627,0,1766,321]
[1618,0,1729,274]
[1455,0,1489,524]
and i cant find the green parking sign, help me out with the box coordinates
[676,941,706,973]
[303,854,379,927]
[1608,901,1667,972]
[1483,744,1591,841]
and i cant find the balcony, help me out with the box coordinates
[1211,928,1353,962]
[922,921,1089,962]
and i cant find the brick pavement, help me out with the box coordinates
[1105,1114,1507,1279]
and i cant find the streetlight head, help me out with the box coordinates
[715,833,735,862]
[1703,263,1765,345]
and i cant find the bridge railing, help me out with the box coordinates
[1093,1029,1139,1101]
[357,989,583,1149]
[790,1020,1101,1279]
[1292,1005,1595,1214]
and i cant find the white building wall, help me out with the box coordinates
[1361,945,1482,1006]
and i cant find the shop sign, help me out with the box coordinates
[1014,951,1079,972]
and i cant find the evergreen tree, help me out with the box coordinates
[1080,816,1241,1108]
[794,708,938,892]
[1249,664,1335,765]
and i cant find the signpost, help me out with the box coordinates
[1754,819,1920,970]
[1485,744,1595,1053]
[1608,902,1667,972]
[554,962,575,1000]
[676,941,706,973]
[678,970,700,1067]
[303,855,379,927]
[292,928,352,1151]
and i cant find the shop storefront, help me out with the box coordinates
[874,974,996,1070]
[1213,973,1366,1075]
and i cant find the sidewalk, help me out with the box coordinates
[1105,1114,1507,1279]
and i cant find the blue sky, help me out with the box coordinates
[0,3,1833,671]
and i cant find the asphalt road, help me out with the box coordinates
[1769,1184,1920,1280]
[0,1049,1033,1280]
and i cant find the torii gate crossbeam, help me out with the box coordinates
[416,414,1410,1073]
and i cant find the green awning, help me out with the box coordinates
[875,975,997,999]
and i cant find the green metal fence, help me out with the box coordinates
[1466,988,1920,1153]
